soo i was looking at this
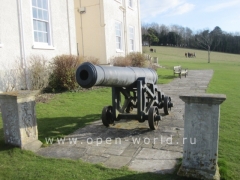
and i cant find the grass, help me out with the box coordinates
[157,68,175,84]
[0,46,239,179]
[36,88,112,143]
[0,147,183,180]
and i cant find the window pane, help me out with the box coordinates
[115,23,120,30]
[34,32,38,42]
[130,39,134,50]
[32,0,36,6]
[42,0,48,10]
[129,27,133,33]
[38,9,43,19]
[38,32,43,42]
[43,33,48,43]
[42,22,47,32]
[116,37,121,49]
[116,30,120,36]
[37,0,42,8]
[37,21,42,31]
[32,8,37,18]
[115,22,122,49]
[116,37,119,43]
[43,10,48,21]
[33,20,37,30]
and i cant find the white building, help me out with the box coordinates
[0,0,77,92]
[74,0,142,64]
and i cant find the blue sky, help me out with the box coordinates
[140,0,240,34]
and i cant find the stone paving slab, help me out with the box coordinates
[135,148,182,160]
[129,159,178,173]
[37,70,213,173]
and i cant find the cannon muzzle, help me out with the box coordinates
[76,62,158,88]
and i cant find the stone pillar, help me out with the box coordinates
[178,94,226,180]
[152,57,158,64]
[0,91,42,152]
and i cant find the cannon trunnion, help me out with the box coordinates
[76,62,173,130]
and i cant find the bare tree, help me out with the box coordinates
[185,27,193,46]
[195,30,213,63]
[195,27,221,63]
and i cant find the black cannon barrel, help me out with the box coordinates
[76,62,158,88]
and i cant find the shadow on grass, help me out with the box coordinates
[158,75,175,80]
[37,114,101,142]
[109,173,195,180]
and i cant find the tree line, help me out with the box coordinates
[142,23,240,54]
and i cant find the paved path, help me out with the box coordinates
[37,70,213,173]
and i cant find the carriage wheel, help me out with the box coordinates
[102,106,114,127]
[164,96,171,115]
[148,106,159,130]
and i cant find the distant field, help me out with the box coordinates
[144,46,240,179]
[143,46,240,69]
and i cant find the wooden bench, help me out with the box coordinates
[173,65,188,78]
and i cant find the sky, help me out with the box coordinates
[140,0,240,34]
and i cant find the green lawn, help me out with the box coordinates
[0,46,239,179]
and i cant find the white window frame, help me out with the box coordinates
[128,0,133,9]
[31,0,54,49]
[115,21,123,52]
[129,26,135,52]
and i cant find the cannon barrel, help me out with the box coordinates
[76,62,158,88]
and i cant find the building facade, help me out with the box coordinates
[0,0,77,92]
[74,0,142,64]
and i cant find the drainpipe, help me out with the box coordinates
[123,0,128,56]
[66,0,72,55]
[79,0,84,56]
[137,0,142,52]
[120,0,128,56]
[99,0,107,63]
[17,0,28,90]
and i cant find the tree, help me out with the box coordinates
[141,23,240,55]
[195,30,213,63]
[210,26,222,51]
[142,28,159,47]
[195,27,223,63]
[185,27,193,46]
[167,32,181,45]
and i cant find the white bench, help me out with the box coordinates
[173,65,188,78]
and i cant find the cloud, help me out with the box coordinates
[204,0,240,12]
[140,0,195,21]
[171,3,195,16]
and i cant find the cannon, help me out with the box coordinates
[76,62,173,130]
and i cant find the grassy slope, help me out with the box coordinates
[144,46,240,179]
[0,46,239,179]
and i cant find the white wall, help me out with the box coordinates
[0,0,77,92]
[103,0,142,62]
